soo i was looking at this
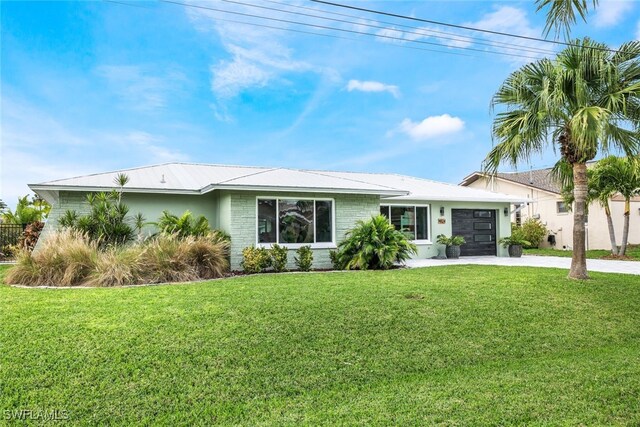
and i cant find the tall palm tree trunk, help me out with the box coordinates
[604,203,617,255]
[619,198,631,256]
[569,162,589,279]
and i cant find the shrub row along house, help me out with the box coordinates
[30,163,525,270]
[461,165,640,250]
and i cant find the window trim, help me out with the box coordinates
[380,203,432,244]
[255,196,336,249]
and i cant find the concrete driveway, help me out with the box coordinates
[405,255,640,275]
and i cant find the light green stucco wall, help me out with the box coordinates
[39,190,511,269]
[385,200,512,258]
[39,190,220,247]
[223,190,380,270]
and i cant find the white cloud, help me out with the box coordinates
[346,79,399,98]
[185,5,323,101]
[397,114,465,141]
[593,0,634,28]
[464,6,553,63]
[124,132,189,163]
[96,65,186,111]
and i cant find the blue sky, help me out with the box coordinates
[2,0,638,208]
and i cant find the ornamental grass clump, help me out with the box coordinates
[5,230,230,287]
[6,229,98,286]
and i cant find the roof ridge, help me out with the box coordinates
[215,167,282,185]
[303,169,406,192]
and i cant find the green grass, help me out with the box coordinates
[2,264,640,425]
[525,244,640,260]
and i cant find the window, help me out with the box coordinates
[380,205,430,241]
[515,209,522,226]
[257,198,333,245]
[557,201,568,214]
[474,210,493,218]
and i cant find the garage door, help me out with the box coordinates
[451,209,497,256]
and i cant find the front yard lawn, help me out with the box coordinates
[2,264,640,425]
[525,244,640,261]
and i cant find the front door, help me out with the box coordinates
[451,209,497,256]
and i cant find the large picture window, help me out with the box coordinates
[257,198,334,245]
[380,205,430,241]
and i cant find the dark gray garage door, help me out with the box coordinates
[451,209,497,256]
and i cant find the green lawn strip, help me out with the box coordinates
[525,245,640,260]
[1,266,639,425]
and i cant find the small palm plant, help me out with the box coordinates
[156,210,210,238]
[335,215,417,270]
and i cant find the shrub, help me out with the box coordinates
[241,246,272,274]
[335,215,417,270]
[270,244,288,273]
[20,221,45,251]
[329,249,341,270]
[295,245,313,271]
[519,218,547,248]
[156,210,210,237]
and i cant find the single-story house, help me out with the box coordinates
[30,163,526,270]
[460,167,640,250]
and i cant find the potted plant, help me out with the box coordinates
[436,234,466,259]
[498,230,531,258]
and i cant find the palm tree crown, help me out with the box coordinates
[486,38,640,174]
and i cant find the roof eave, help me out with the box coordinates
[28,184,201,196]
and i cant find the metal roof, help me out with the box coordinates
[30,162,526,203]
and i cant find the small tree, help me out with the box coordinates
[59,174,136,247]
[519,218,547,249]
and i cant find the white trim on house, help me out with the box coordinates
[254,196,337,249]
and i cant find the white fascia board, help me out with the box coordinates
[28,185,201,196]
[382,194,529,203]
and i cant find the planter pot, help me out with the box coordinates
[445,245,461,259]
[508,244,523,258]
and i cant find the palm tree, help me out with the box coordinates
[588,157,620,255]
[603,156,640,256]
[485,38,640,279]
[535,0,598,38]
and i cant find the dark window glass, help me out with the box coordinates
[557,201,568,213]
[279,200,314,244]
[315,201,333,243]
[474,234,493,242]
[416,207,429,240]
[390,206,415,240]
[474,210,492,218]
[515,209,522,226]
[258,199,277,243]
[474,222,492,230]
[379,205,390,218]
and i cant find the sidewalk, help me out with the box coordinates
[405,255,640,275]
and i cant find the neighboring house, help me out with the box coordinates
[30,163,526,270]
[460,167,640,250]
